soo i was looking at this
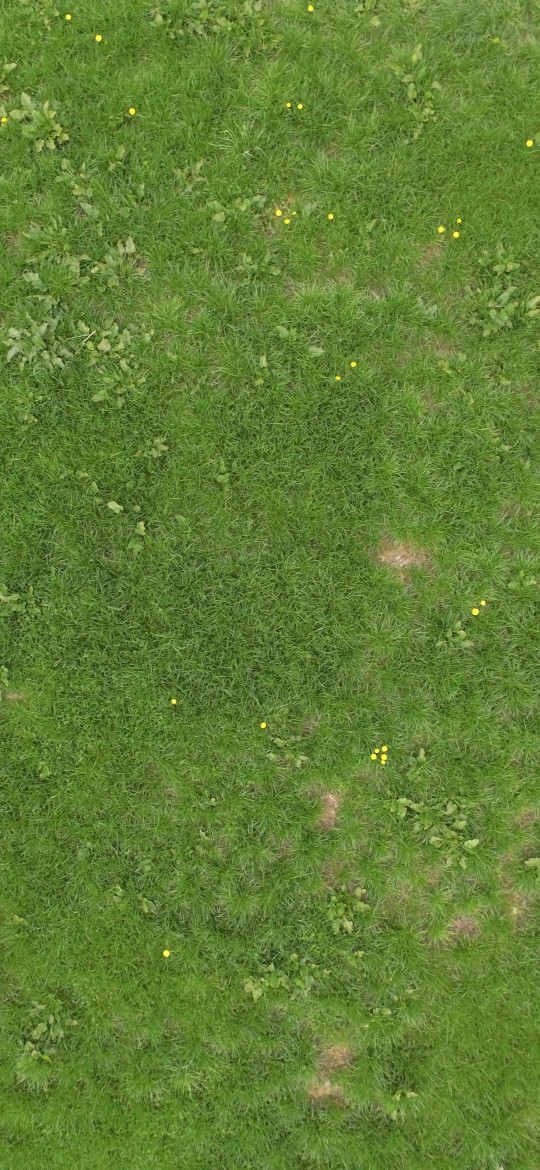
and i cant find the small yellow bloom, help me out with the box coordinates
[374,748,380,754]
[381,755,387,762]
[453,231,460,238]
[456,218,462,223]
[472,608,479,615]
[438,225,445,233]
[95,33,102,41]
[328,213,334,220]
[65,12,72,18]
[129,107,136,115]
[308,3,314,8]
[526,139,534,147]
[335,375,341,380]
[492,36,499,43]
[171,698,177,704]
[286,102,291,108]
[284,218,290,223]
[382,746,388,752]
[350,361,357,367]
[163,950,170,957]
[1,117,7,124]
[275,209,282,216]
[297,103,303,109]
[292,211,296,215]
[480,600,486,606]
[371,753,377,760]
[260,722,266,728]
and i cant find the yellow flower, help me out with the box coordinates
[453,231,459,237]
[163,950,170,957]
[374,748,380,754]
[275,209,282,216]
[480,600,486,606]
[171,698,177,705]
[335,375,341,380]
[284,218,290,223]
[328,213,334,220]
[308,3,314,8]
[371,753,377,759]
[438,225,445,233]
[286,102,291,107]
[382,746,387,752]
[350,361,357,367]
[95,33,102,41]
[129,107,136,115]
[260,722,266,728]
[472,608,479,615]
[456,218,462,223]
[292,211,296,215]
[297,103,303,109]
[1,116,7,124]
[526,139,534,147]
[65,12,72,18]
[381,754,387,762]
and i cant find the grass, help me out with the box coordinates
[1,0,540,1166]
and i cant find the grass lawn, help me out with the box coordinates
[1,0,540,1166]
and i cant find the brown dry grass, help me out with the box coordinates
[2,691,26,701]
[418,240,444,268]
[376,538,433,582]
[316,792,342,830]
[448,915,480,939]
[307,1078,347,1104]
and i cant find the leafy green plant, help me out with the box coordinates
[464,244,540,338]
[355,0,380,25]
[0,61,17,102]
[2,301,74,371]
[0,584,40,617]
[173,159,207,196]
[15,0,59,28]
[327,885,370,935]
[436,620,474,650]
[90,237,147,288]
[9,92,68,151]
[15,998,78,1094]
[243,953,326,1002]
[389,44,441,139]
[81,319,154,407]
[388,797,480,868]
[265,732,309,768]
[148,0,279,55]
[234,249,281,282]
[507,569,538,591]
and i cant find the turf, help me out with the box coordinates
[1,0,540,1167]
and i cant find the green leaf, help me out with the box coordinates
[275,326,289,338]
[463,839,479,850]
[524,857,540,869]
[106,501,123,514]
[308,346,324,356]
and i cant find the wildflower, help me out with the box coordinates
[260,722,266,728]
[308,3,314,8]
[335,375,341,380]
[456,218,462,223]
[371,753,377,759]
[328,213,334,220]
[286,102,291,107]
[163,950,170,957]
[382,746,388,752]
[171,698,177,705]
[275,209,282,216]
[297,103,303,109]
[472,608,479,615]
[1,117,7,124]
[292,211,296,215]
[526,139,533,147]
[95,33,102,41]
[453,231,460,237]
[481,600,486,606]
[129,107,136,115]
[65,12,71,18]
[350,361,357,367]
[284,218,290,223]
[438,225,445,233]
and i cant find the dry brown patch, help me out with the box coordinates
[516,808,540,830]
[3,233,24,255]
[2,691,26,701]
[317,791,342,830]
[302,715,321,738]
[434,341,458,358]
[448,915,480,939]
[418,240,444,268]
[307,1078,347,1104]
[317,1042,355,1073]
[376,538,432,582]
[367,284,386,299]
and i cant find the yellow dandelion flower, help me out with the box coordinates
[453,231,460,238]
[480,599,486,606]
[381,755,387,762]
[286,102,291,108]
[381,759,386,765]
[297,103,303,109]
[472,608,479,615]
[526,139,534,147]
[335,375,341,380]
[260,722,266,728]
[350,361,357,367]
[438,225,445,233]
[284,218,290,223]
[292,211,297,215]
[95,33,102,41]
[129,107,136,115]
[171,698,177,705]
[308,3,314,8]
[65,12,72,18]
[371,753,377,760]
[1,117,7,124]
[163,950,170,957]
[275,209,282,216]
[382,746,388,752]
[374,748,380,754]
[328,213,334,220]
[456,218,462,223]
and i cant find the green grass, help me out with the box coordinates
[1,0,540,1166]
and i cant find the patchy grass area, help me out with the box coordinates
[1,1,540,1167]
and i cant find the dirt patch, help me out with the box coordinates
[307,1078,347,1104]
[418,240,444,268]
[376,538,433,582]
[317,1042,355,1073]
[448,915,480,939]
[316,792,342,830]
[2,691,26,701]
[516,808,540,829]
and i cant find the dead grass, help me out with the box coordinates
[307,1077,347,1104]
[316,1041,355,1073]
[448,915,480,939]
[376,538,433,582]
[302,715,322,738]
[316,791,342,830]
[516,808,540,829]
[1,691,26,701]
[418,240,444,268]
